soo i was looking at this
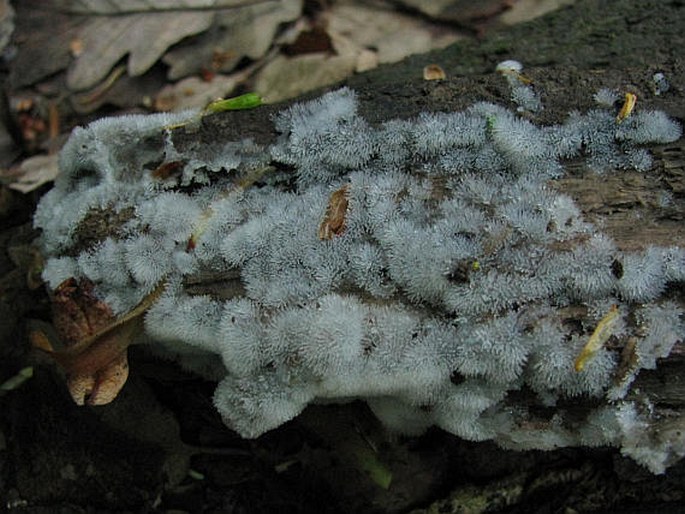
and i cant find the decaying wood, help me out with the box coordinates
[66,67,685,421]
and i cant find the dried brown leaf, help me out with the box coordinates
[326,3,461,65]
[254,52,356,104]
[70,65,169,114]
[319,184,350,240]
[54,0,268,15]
[52,278,115,346]
[395,0,513,24]
[67,11,214,91]
[64,324,134,405]
[3,154,60,194]
[9,2,78,88]
[13,0,302,93]
[162,0,302,80]
[33,278,166,405]
[0,0,15,53]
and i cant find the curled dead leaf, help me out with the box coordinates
[319,184,350,240]
[66,348,130,406]
[1,154,60,194]
[32,278,165,405]
[574,304,620,372]
[51,277,113,345]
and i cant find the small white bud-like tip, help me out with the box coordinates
[496,60,524,74]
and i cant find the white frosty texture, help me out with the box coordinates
[35,85,685,473]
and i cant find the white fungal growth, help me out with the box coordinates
[35,72,685,474]
[496,59,524,74]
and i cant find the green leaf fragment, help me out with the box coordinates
[205,93,263,113]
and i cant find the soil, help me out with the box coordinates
[2,1,685,513]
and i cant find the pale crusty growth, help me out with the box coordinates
[35,81,684,473]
